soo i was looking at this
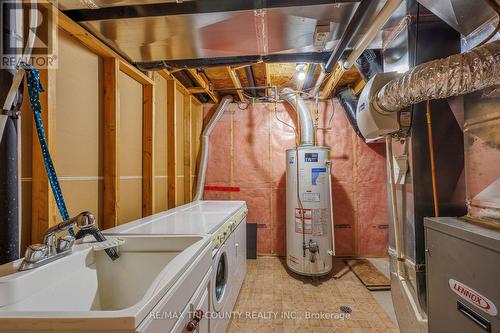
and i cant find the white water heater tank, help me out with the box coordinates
[286,146,334,276]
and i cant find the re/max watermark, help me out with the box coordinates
[1,0,58,69]
[150,310,351,321]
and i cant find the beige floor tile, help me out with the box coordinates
[230,257,400,333]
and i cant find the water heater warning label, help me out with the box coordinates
[295,208,328,236]
[302,193,320,202]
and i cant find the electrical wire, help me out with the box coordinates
[477,0,500,47]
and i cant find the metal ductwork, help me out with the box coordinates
[280,88,314,146]
[336,88,363,138]
[376,40,500,113]
[357,40,500,139]
[354,49,383,82]
[193,95,233,201]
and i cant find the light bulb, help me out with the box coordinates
[297,71,306,81]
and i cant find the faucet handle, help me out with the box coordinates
[77,211,96,229]
[24,244,48,263]
[57,235,75,252]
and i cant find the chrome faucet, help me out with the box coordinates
[19,212,96,271]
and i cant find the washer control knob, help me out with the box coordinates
[186,320,197,332]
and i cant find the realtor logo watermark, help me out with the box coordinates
[1,0,58,69]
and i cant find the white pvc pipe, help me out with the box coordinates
[386,135,403,275]
[193,95,233,201]
[344,0,403,69]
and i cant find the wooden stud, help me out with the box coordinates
[166,79,177,209]
[158,69,202,104]
[226,66,245,102]
[142,84,155,216]
[119,60,154,85]
[187,68,219,103]
[31,69,58,243]
[265,63,272,97]
[190,99,203,194]
[103,58,120,229]
[188,87,207,94]
[321,62,345,99]
[183,95,193,202]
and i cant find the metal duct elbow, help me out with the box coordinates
[336,88,364,138]
[375,40,500,113]
[280,88,314,146]
[193,95,233,201]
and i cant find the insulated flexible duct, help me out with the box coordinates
[375,40,500,113]
[280,88,314,146]
[193,95,233,201]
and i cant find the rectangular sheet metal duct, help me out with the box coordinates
[61,1,397,65]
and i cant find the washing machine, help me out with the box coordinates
[210,208,247,333]
[104,200,247,333]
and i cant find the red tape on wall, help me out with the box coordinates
[204,185,241,192]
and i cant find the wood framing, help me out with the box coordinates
[158,70,201,104]
[166,79,178,209]
[226,67,245,102]
[183,95,193,202]
[142,84,155,216]
[103,58,120,229]
[187,87,207,94]
[321,62,345,99]
[265,63,272,97]
[31,69,58,243]
[56,10,153,85]
[187,69,219,103]
[353,78,366,95]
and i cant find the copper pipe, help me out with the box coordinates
[426,98,439,217]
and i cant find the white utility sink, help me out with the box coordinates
[0,234,211,332]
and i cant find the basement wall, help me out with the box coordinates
[19,28,204,249]
[203,100,388,257]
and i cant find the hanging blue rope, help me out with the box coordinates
[22,64,72,234]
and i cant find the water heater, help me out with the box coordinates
[286,146,334,276]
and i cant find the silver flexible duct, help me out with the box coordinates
[280,88,314,146]
[193,95,233,201]
[375,40,500,113]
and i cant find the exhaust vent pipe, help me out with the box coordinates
[280,88,314,146]
[193,95,233,201]
[336,88,363,138]
[357,40,500,139]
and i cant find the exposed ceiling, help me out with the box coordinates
[59,0,390,65]
[56,0,498,103]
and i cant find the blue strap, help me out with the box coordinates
[22,64,72,234]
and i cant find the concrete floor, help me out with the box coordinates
[230,257,399,332]
[367,258,398,325]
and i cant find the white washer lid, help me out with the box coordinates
[104,200,246,235]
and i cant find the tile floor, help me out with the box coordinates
[229,257,399,333]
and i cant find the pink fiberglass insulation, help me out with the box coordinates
[203,100,388,256]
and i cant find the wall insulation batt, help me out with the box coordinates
[203,100,388,256]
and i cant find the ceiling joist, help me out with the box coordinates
[321,62,345,99]
[186,68,219,103]
[226,67,246,102]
